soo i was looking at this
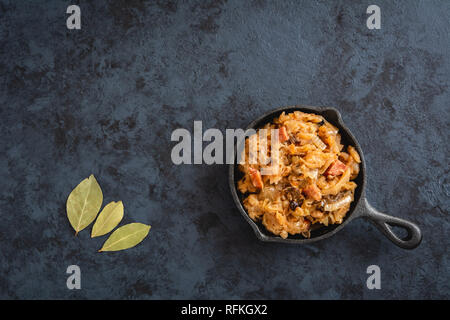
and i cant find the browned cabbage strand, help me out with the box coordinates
[238,111,361,239]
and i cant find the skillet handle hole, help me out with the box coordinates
[385,223,412,241]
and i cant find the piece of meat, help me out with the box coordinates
[302,184,322,201]
[278,126,289,143]
[248,167,264,189]
[324,160,347,177]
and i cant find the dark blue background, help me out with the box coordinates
[0,0,448,299]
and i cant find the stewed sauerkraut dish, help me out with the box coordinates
[237,111,361,239]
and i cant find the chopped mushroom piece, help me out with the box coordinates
[324,159,347,177]
[324,194,352,212]
[302,184,322,201]
[248,167,264,189]
[289,201,299,211]
[278,126,289,142]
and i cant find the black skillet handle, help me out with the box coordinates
[359,198,422,249]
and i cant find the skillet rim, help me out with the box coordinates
[228,105,367,244]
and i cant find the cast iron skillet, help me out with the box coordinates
[229,105,422,249]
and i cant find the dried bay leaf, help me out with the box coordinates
[91,201,124,238]
[66,174,103,235]
[98,223,151,252]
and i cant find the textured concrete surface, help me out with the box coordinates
[0,0,449,299]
